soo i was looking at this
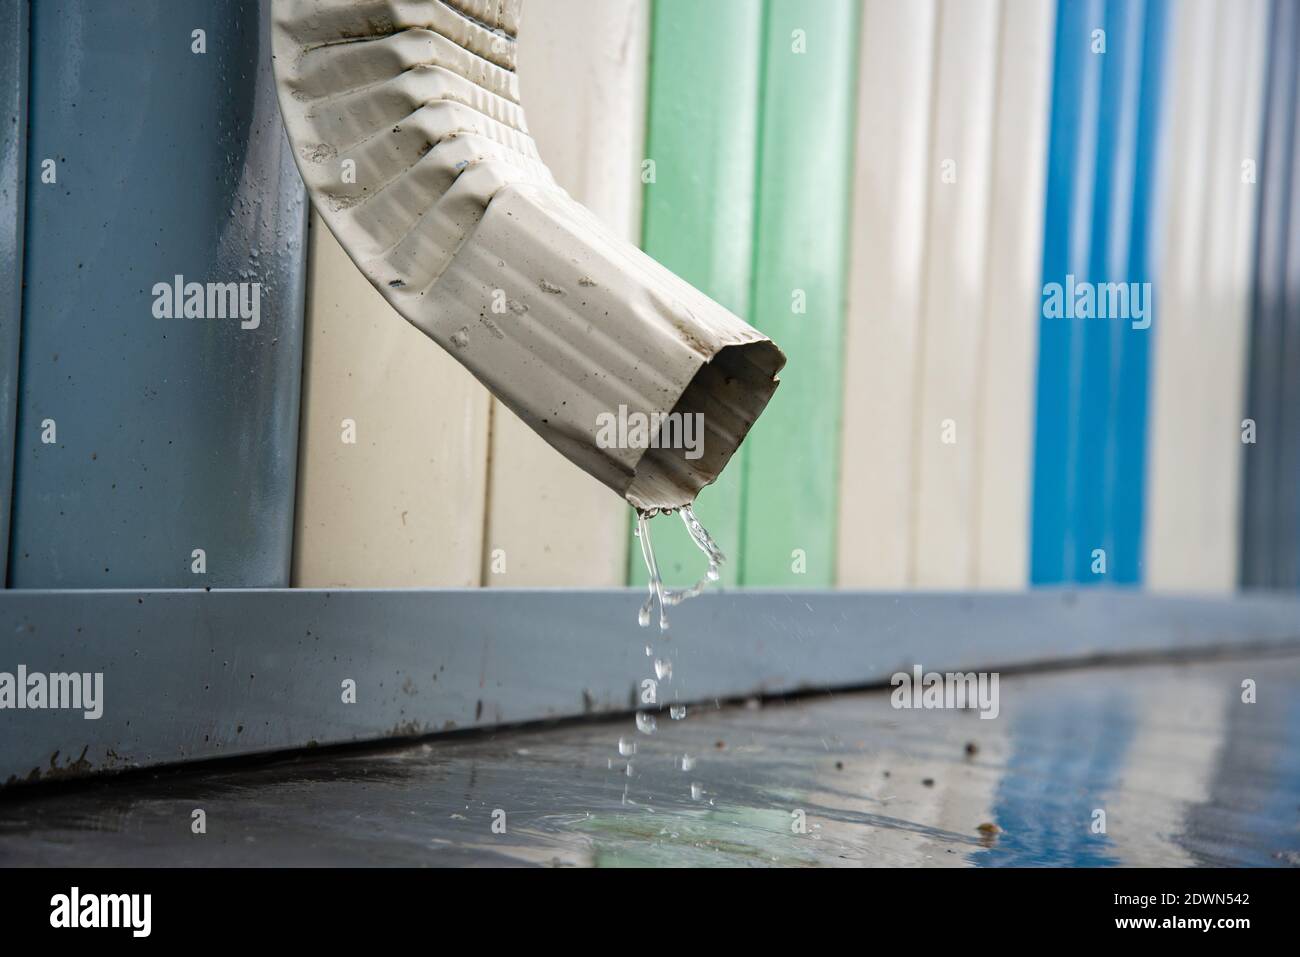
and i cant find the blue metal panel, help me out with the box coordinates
[1075,0,1143,585]
[1241,0,1300,589]
[1031,0,1105,584]
[0,0,28,586]
[1111,0,1167,582]
[1031,0,1167,585]
[10,0,307,587]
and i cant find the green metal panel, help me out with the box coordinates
[739,0,859,586]
[628,0,764,588]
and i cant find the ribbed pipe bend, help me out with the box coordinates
[272,0,783,509]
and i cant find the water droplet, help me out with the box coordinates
[690,783,704,801]
[680,754,696,772]
[635,711,656,734]
[618,736,636,757]
[654,658,672,681]
[670,705,687,720]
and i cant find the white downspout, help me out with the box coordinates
[271,0,783,511]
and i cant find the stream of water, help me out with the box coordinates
[635,504,725,632]
[621,504,725,804]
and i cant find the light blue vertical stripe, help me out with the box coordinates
[1032,0,1168,585]
[1032,0,1104,584]
[1111,0,1167,583]
[1076,0,1143,586]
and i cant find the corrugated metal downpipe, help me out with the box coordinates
[271,0,783,510]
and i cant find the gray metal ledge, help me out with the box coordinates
[1,588,1298,786]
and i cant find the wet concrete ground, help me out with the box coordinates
[1,652,1298,866]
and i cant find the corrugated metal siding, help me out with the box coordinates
[291,216,489,588]
[971,0,1056,588]
[836,0,936,589]
[1145,0,1268,591]
[737,0,859,587]
[0,0,28,586]
[3,0,1292,595]
[910,0,1002,588]
[484,0,646,588]
[10,0,306,588]
[628,0,763,590]
[1030,0,1169,586]
[1240,0,1300,590]
[839,0,1054,590]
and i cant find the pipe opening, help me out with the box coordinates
[626,340,783,511]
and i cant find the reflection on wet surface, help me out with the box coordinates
[1,653,1297,866]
